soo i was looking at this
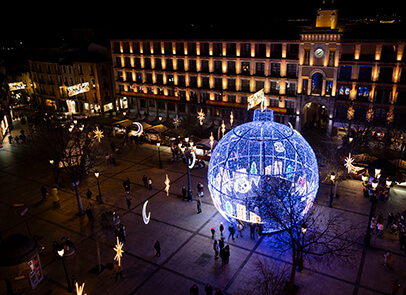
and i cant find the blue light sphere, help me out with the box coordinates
[207,109,319,233]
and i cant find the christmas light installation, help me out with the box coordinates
[207,109,319,234]
[164,174,170,196]
[197,109,206,126]
[75,282,86,295]
[173,115,182,129]
[142,200,151,224]
[93,126,104,142]
[113,237,124,266]
[344,152,355,174]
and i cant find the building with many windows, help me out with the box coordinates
[111,4,406,138]
[29,48,114,115]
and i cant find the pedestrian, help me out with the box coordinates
[204,283,213,295]
[126,195,132,212]
[197,182,204,197]
[214,288,223,295]
[392,279,401,295]
[190,284,199,295]
[213,240,219,259]
[123,177,130,193]
[387,212,395,229]
[182,186,187,200]
[370,217,376,234]
[148,177,153,189]
[237,223,243,238]
[219,222,224,236]
[220,247,226,266]
[115,224,126,243]
[142,175,148,188]
[197,198,202,214]
[113,261,123,282]
[219,237,225,251]
[224,245,230,264]
[85,206,95,231]
[154,241,161,257]
[86,189,92,200]
[210,227,215,239]
[384,250,392,268]
[8,134,13,144]
[51,186,60,208]
[40,186,48,202]
[228,223,235,240]
[250,223,256,240]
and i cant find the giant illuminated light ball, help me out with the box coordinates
[207,109,319,233]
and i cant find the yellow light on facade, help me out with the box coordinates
[164,174,170,196]
[75,282,86,295]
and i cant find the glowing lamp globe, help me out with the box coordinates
[207,109,319,233]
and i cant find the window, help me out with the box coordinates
[241,43,251,57]
[287,44,299,59]
[302,79,307,94]
[201,60,209,72]
[241,79,250,92]
[378,67,393,83]
[285,99,295,111]
[357,87,370,101]
[358,66,372,82]
[167,74,174,85]
[338,65,352,81]
[165,58,173,70]
[286,64,297,77]
[227,43,236,56]
[178,75,185,87]
[214,61,222,73]
[271,44,282,58]
[241,62,250,75]
[255,62,265,76]
[270,63,280,76]
[146,73,152,83]
[325,81,333,96]
[285,82,296,95]
[202,76,210,88]
[227,61,236,74]
[214,93,222,101]
[124,57,131,68]
[189,59,197,72]
[176,42,184,54]
[200,43,209,55]
[227,94,236,103]
[311,73,323,95]
[227,78,236,91]
[126,71,132,81]
[213,43,222,56]
[115,57,122,67]
[134,58,141,69]
[187,43,197,55]
[155,58,162,70]
[214,77,223,90]
[270,81,280,94]
[164,42,172,54]
[189,75,197,88]
[255,80,264,92]
[144,58,151,69]
[338,86,350,97]
[328,50,335,66]
[303,50,310,65]
[177,59,184,71]
[156,73,163,84]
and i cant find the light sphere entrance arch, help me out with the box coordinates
[207,109,319,234]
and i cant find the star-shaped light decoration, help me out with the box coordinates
[75,282,86,295]
[197,109,206,126]
[164,174,170,196]
[172,115,182,129]
[344,152,355,174]
[93,126,104,142]
[113,236,124,266]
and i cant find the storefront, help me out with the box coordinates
[0,234,43,294]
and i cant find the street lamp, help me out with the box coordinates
[157,142,162,169]
[49,159,57,184]
[57,248,73,292]
[364,178,379,247]
[179,140,193,201]
[94,170,102,203]
[328,172,335,208]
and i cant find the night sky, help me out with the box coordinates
[0,0,402,41]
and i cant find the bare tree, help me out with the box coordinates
[264,179,363,293]
[33,117,105,215]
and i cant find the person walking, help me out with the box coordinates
[197,198,202,214]
[220,246,226,266]
[224,245,230,264]
[214,288,223,295]
[204,283,213,295]
[148,177,153,190]
[142,175,148,188]
[219,237,225,251]
[85,206,95,232]
[123,177,130,193]
[182,186,187,201]
[210,227,215,239]
[392,279,401,295]
[384,250,392,268]
[250,223,256,240]
[219,222,224,236]
[126,195,132,212]
[113,261,123,282]
[213,240,219,259]
[228,223,235,240]
[190,284,199,295]
[237,223,243,238]
[154,241,161,257]
[40,186,48,202]
[86,189,92,200]
[51,186,60,208]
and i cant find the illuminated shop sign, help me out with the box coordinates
[67,82,89,97]
[8,82,26,91]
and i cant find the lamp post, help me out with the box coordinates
[49,159,57,185]
[328,172,336,208]
[363,178,378,247]
[180,139,193,201]
[157,142,162,169]
[94,170,102,203]
[57,248,73,293]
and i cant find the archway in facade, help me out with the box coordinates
[301,102,328,130]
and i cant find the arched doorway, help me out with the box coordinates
[302,102,328,130]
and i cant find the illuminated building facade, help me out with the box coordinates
[111,4,406,138]
[28,55,113,114]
